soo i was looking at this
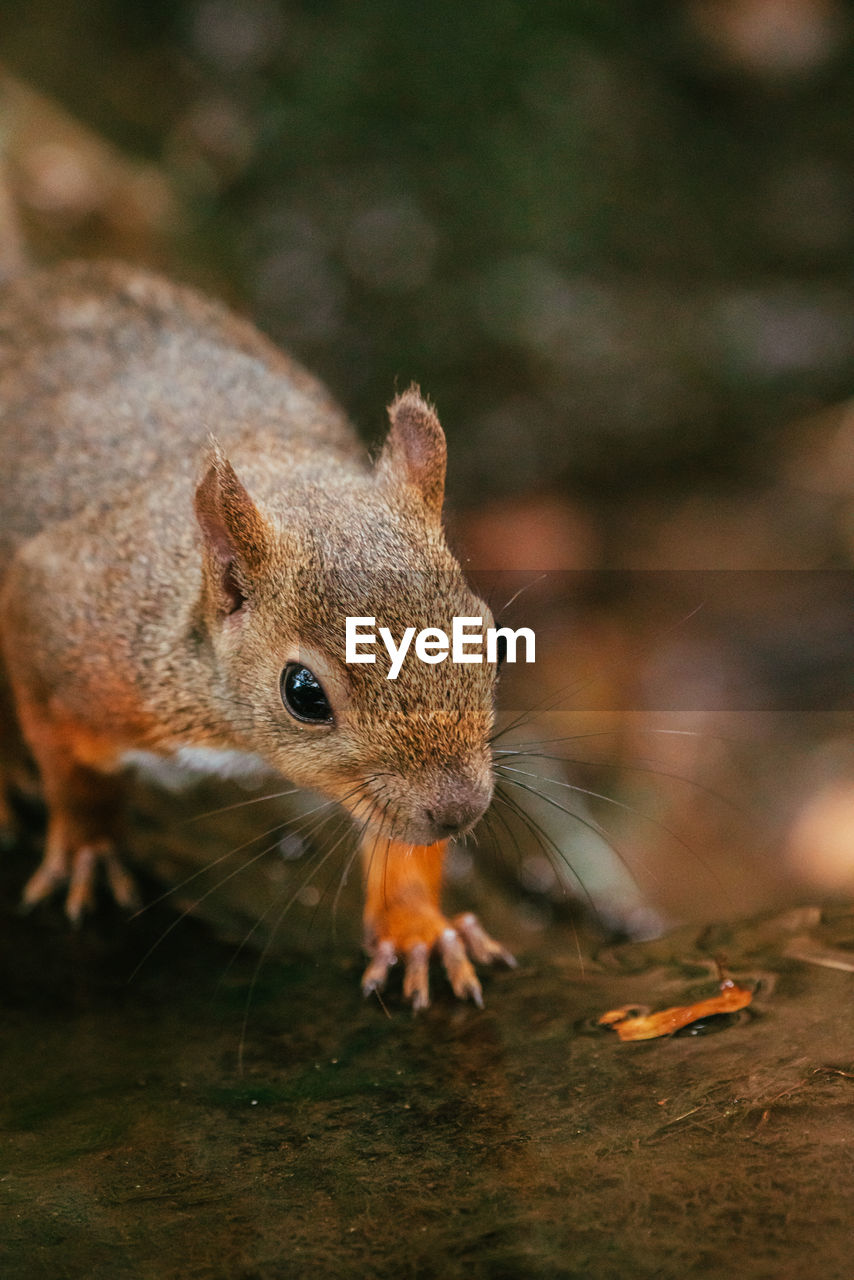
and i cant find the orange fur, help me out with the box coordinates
[361,837,448,954]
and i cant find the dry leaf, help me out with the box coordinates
[599,978,754,1042]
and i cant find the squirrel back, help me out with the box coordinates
[0,260,360,560]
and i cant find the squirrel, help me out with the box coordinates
[0,259,515,1008]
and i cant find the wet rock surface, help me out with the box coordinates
[3,812,853,1280]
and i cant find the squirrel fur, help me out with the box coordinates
[0,260,512,1007]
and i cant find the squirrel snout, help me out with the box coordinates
[425,781,492,839]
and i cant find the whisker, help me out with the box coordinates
[131,782,370,920]
[492,786,600,913]
[496,573,547,617]
[491,789,592,972]
[495,776,646,903]
[128,781,371,977]
[493,747,743,814]
[481,791,530,883]
[496,765,732,906]
[223,807,364,991]
[236,795,380,1073]
[489,675,596,746]
[185,784,308,823]
[498,725,748,753]
[496,764,697,856]
[127,831,295,984]
[328,803,378,941]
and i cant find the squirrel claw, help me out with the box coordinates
[362,912,514,1010]
[453,912,517,970]
[402,943,431,1010]
[361,939,398,998]
[439,927,484,1007]
[100,850,141,913]
[22,864,66,913]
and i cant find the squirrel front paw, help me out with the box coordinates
[23,838,139,924]
[361,909,516,1011]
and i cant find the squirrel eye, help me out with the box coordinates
[495,633,508,668]
[280,664,333,725]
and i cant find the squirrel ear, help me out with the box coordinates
[377,385,446,517]
[194,442,270,615]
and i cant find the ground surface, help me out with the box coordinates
[2,801,853,1280]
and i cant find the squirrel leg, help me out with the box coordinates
[359,835,516,1010]
[0,676,26,846]
[14,714,138,922]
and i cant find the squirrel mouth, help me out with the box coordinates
[347,778,493,847]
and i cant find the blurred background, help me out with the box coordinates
[2,0,854,939]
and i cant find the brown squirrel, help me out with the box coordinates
[0,259,515,1008]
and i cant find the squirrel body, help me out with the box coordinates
[0,260,512,1006]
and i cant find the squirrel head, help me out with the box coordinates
[193,388,496,845]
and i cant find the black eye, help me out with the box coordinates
[495,633,508,668]
[281,664,333,724]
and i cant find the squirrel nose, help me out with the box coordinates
[426,784,491,838]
